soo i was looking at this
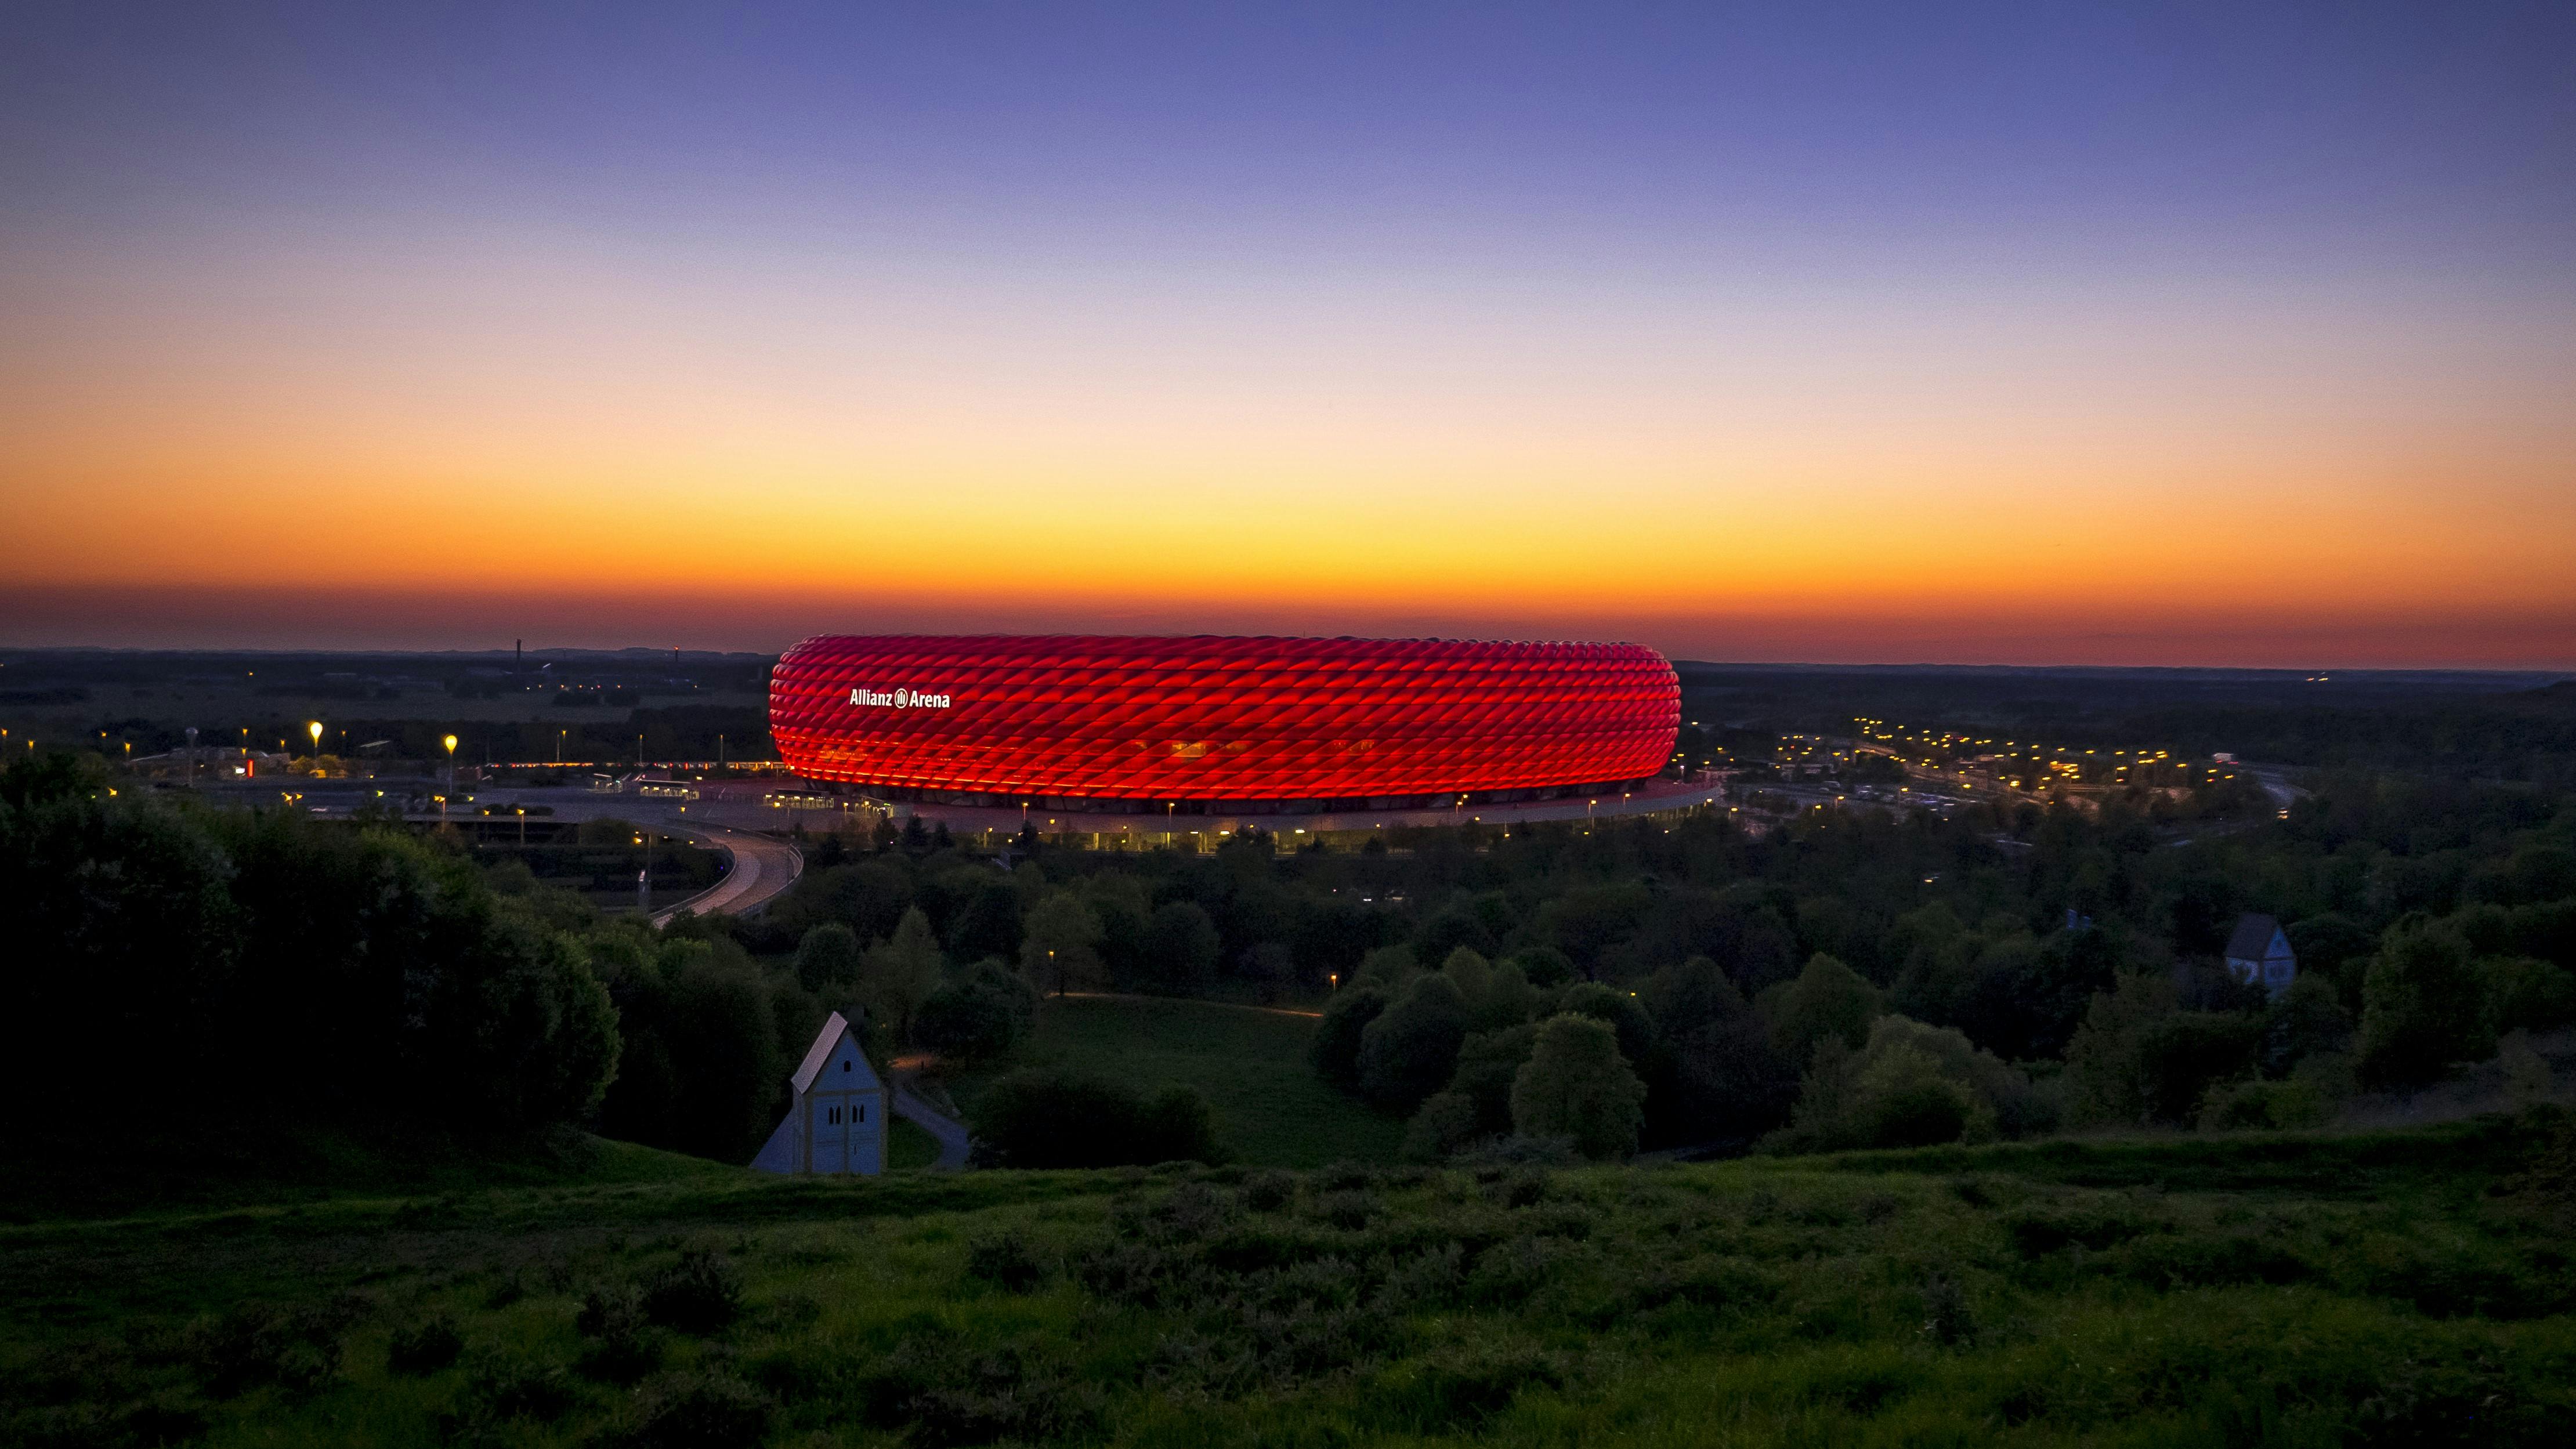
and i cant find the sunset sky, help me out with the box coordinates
[3,3,2571,665]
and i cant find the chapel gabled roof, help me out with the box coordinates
[791,1011,855,1095]
[2224,913,2285,962]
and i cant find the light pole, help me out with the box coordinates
[443,733,459,796]
[307,720,323,772]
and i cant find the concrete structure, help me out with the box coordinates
[750,1010,884,1175]
[2224,913,2298,998]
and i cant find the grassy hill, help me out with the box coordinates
[7,1112,2574,1446]
[939,993,1408,1168]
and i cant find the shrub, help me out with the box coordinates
[386,1314,463,1375]
[1242,1169,1298,1211]
[1764,953,1882,1067]
[1920,1273,1974,1347]
[914,961,1034,1064]
[965,1231,1050,1292]
[1309,987,1390,1088]
[793,922,863,994]
[451,1347,574,1427]
[1318,1189,1384,1230]
[1357,975,1471,1113]
[969,1068,1225,1168]
[613,1371,772,1449]
[2362,921,2495,1088]
[2198,1077,2332,1131]
[639,1247,744,1335]
[1402,1092,1484,1162]
[1510,1014,1645,1160]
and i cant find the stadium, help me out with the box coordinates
[769,634,1680,812]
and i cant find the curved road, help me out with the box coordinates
[649,823,803,927]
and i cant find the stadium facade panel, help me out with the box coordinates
[769,634,1679,806]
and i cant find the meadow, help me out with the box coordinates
[7,1111,2571,1447]
[939,994,1409,1168]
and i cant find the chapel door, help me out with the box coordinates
[812,1096,847,1174]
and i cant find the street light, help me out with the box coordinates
[443,733,459,796]
[307,720,323,770]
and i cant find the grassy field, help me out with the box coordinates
[6,1112,2574,1446]
[942,994,1408,1168]
[887,1118,941,1171]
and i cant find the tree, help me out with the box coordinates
[1401,1091,1483,1162]
[1441,1023,1541,1136]
[2064,972,2259,1126]
[914,959,1035,1063]
[862,907,945,1044]
[1356,973,1471,1112]
[793,923,863,995]
[2360,921,2494,1088]
[1309,986,1389,1088]
[969,1068,1225,1167]
[1765,953,1883,1068]
[1142,900,1221,994]
[1019,889,1103,995]
[1774,1015,2038,1153]
[1510,1013,1646,1160]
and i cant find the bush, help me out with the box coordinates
[2198,1077,2333,1131]
[639,1247,743,1335]
[2362,921,2495,1088]
[614,1371,772,1449]
[969,1068,1226,1168]
[1402,1091,1484,1162]
[913,960,1034,1064]
[1242,1169,1298,1211]
[1773,1016,2040,1153]
[1765,953,1882,1068]
[793,923,863,994]
[1509,1014,1645,1160]
[965,1232,1051,1292]
[385,1315,463,1375]
[1356,974,1471,1113]
[1310,987,1390,1088]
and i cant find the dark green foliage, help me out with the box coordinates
[639,1246,745,1335]
[1309,987,1388,1088]
[968,1067,1225,1168]
[184,1305,348,1399]
[2261,971,2354,1074]
[1511,945,1576,988]
[596,939,787,1161]
[965,1231,1051,1292]
[574,1283,661,1383]
[1243,1168,1297,1211]
[2362,921,2495,1088]
[0,772,618,1139]
[2487,954,2576,1031]
[447,1347,574,1430]
[612,1371,773,1449]
[1764,953,1881,1067]
[1443,1023,1542,1137]
[1510,1013,1646,1159]
[385,1315,463,1375]
[1356,973,1471,1112]
[1140,900,1221,994]
[914,960,1034,1063]
[792,922,863,994]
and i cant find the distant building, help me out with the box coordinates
[2224,914,2297,998]
[750,1010,884,1175]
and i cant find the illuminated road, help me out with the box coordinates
[647,822,803,927]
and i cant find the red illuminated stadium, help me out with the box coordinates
[769,635,1679,809]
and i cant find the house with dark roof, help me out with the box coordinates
[750,1010,884,1175]
[2224,914,2298,999]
